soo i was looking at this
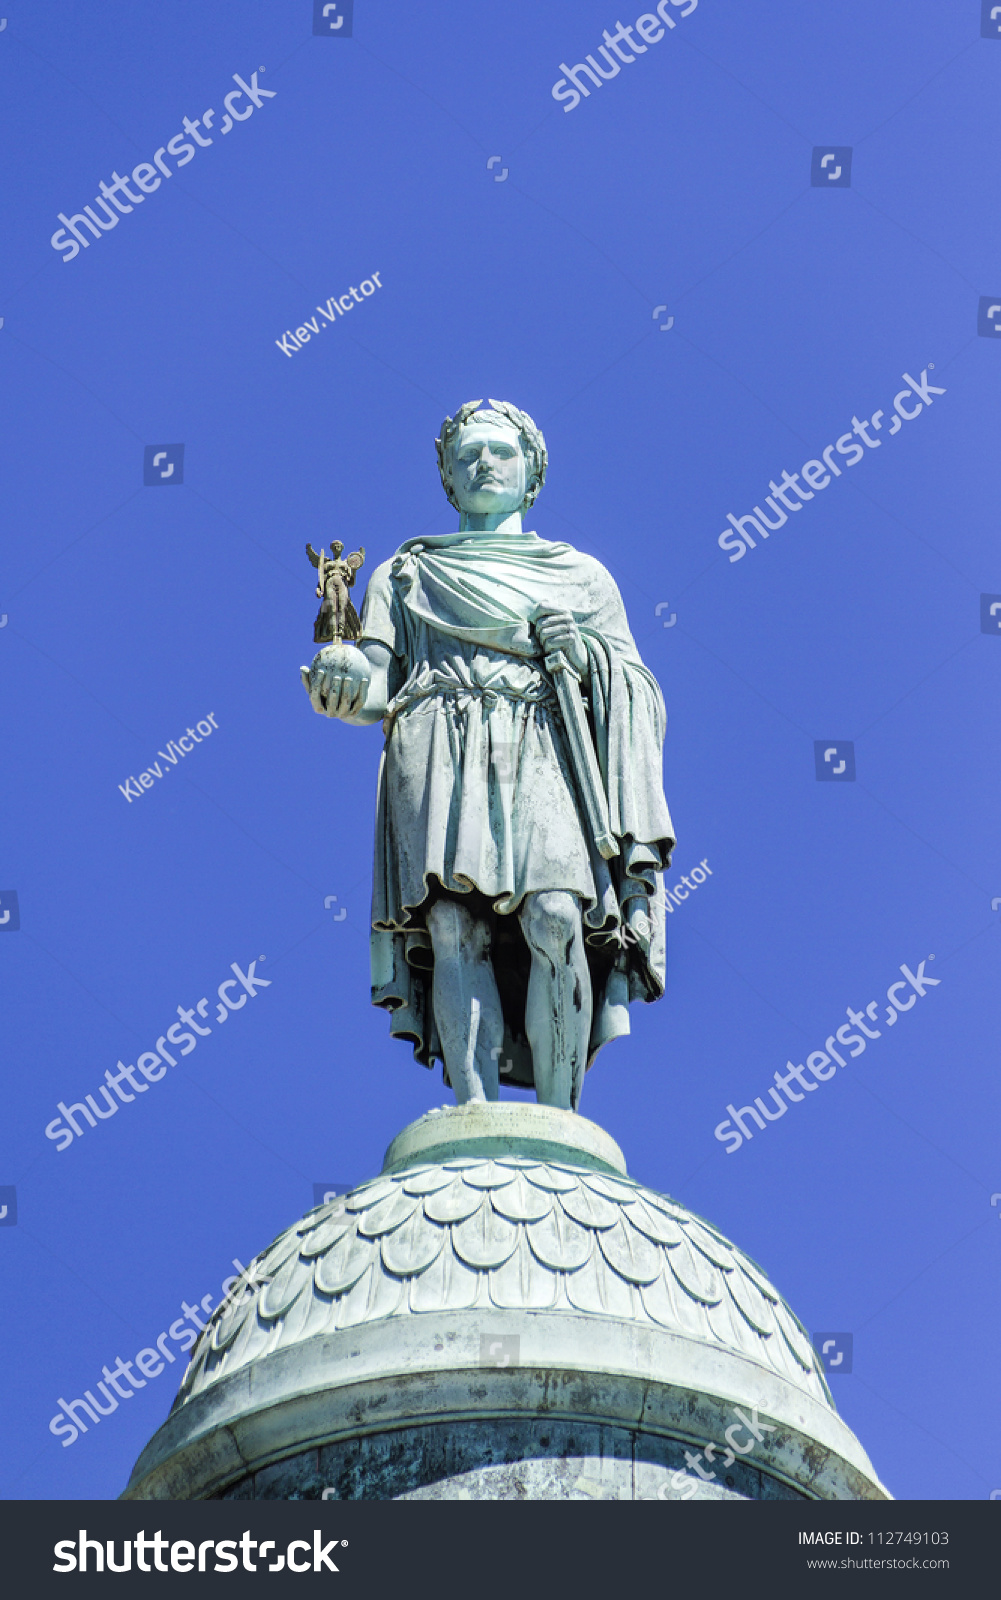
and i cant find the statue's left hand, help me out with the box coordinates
[535,609,588,680]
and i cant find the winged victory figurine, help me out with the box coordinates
[307,540,366,645]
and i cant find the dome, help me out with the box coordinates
[123,1104,889,1501]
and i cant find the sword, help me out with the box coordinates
[543,647,619,862]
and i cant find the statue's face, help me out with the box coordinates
[448,418,526,515]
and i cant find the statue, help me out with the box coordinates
[307,540,366,645]
[300,400,675,1111]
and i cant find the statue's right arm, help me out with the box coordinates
[300,640,391,726]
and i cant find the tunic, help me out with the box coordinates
[359,529,675,1089]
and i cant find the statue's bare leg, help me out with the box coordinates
[426,898,503,1103]
[519,890,592,1110]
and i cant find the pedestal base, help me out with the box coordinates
[122,1105,890,1502]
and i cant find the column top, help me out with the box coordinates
[381,1101,628,1177]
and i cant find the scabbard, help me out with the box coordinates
[544,650,619,861]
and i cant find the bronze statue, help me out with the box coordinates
[306,541,366,645]
[301,401,674,1112]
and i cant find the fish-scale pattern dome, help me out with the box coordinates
[177,1153,833,1412]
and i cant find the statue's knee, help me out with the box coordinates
[521,891,580,953]
[428,899,490,961]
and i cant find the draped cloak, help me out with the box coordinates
[359,529,675,1099]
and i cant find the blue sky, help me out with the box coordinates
[1,0,999,1501]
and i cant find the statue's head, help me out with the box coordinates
[331,540,344,557]
[435,399,547,516]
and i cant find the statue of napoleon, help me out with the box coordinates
[301,400,675,1112]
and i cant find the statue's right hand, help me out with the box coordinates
[300,644,373,720]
